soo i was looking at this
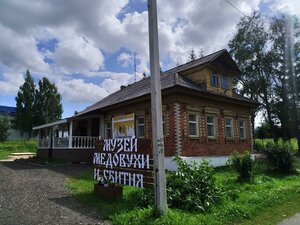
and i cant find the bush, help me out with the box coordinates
[0,116,10,142]
[166,157,221,212]
[126,187,154,208]
[263,142,296,173]
[253,140,266,152]
[228,151,254,182]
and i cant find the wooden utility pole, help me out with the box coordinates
[147,0,168,214]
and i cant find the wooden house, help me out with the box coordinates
[33,49,258,168]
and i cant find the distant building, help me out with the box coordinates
[0,105,29,140]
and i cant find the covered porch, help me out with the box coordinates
[33,115,105,162]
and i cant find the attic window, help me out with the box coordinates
[211,72,219,87]
[221,76,229,89]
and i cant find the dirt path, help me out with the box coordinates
[0,161,108,225]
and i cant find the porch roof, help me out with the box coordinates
[33,119,68,130]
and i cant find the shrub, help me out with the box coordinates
[253,140,266,152]
[263,142,296,173]
[126,187,154,208]
[166,156,221,212]
[0,116,10,142]
[229,151,254,182]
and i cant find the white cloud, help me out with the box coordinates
[0,24,49,73]
[118,52,133,67]
[57,71,133,103]
[0,0,282,117]
[57,79,109,103]
[267,0,300,16]
[49,35,104,74]
[0,72,24,94]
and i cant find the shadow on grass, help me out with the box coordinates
[69,190,143,219]
[48,195,105,222]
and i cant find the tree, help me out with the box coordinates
[267,15,300,141]
[229,12,275,139]
[0,116,10,142]
[16,71,63,139]
[188,48,197,62]
[15,70,35,138]
[229,12,300,143]
[199,49,204,58]
[34,77,63,125]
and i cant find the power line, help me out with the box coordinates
[224,0,247,17]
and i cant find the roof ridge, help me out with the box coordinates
[162,49,227,75]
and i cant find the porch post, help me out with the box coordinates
[37,129,41,148]
[52,127,55,149]
[47,128,50,148]
[69,121,73,148]
[99,115,105,139]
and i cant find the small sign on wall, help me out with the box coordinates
[93,138,154,188]
[112,113,135,138]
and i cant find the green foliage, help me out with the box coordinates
[254,123,274,139]
[253,140,265,152]
[0,116,10,142]
[67,160,300,225]
[15,70,35,138]
[34,77,63,125]
[263,142,296,173]
[15,70,63,137]
[188,48,197,62]
[229,151,254,181]
[126,187,154,207]
[0,140,37,160]
[229,13,300,141]
[167,157,221,212]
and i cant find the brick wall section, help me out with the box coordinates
[164,103,176,156]
[174,103,182,155]
[98,92,253,157]
[176,99,252,157]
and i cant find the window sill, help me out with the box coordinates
[189,136,200,140]
[207,138,217,144]
[225,138,235,144]
[207,137,216,140]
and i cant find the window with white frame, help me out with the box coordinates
[239,120,246,139]
[136,117,145,138]
[188,113,199,137]
[206,115,216,139]
[225,117,234,138]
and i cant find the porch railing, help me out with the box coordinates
[38,138,50,148]
[39,136,99,149]
[72,136,98,149]
[54,137,69,148]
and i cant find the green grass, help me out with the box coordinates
[0,140,37,160]
[67,160,300,225]
[255,138,298,151]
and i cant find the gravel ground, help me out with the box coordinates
[0,161,108,225]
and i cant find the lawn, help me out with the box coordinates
[0,140,37,160]
[255,138,298,151]
[67,160,300,225]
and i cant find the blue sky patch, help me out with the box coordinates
[36,38,59,53]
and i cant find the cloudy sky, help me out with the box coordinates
[0,0,298,119]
